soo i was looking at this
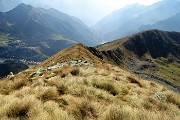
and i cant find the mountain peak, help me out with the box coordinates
[18,3,31,7]
[37,43,104,68]
[13,3,33,11]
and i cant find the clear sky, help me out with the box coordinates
[0,0,162,25]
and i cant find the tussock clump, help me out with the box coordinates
[57,98,69,108]
[11,79,27,90]
[102,105,132,120]
[46,80,68,95]
[143,101,153,110]
[6,99,30,119]
[68,99,97,120]
[31,79,46,87]
[12,86,35,98]
[0,79,27,95]
[68,84,87,97]
[164,91,180,107]
[43,101,59,114]
[43,101,75,120]
[93,81,119,96]
[127,76,143,87]
[36,87,59,102]
[155,102,168,111]
[61,73,67,78]
[144,96,172,111]
[0,96,43,120]
[70,68,80,76]
[57,84,68,95]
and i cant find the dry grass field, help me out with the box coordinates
[0,63,179,120]
[0,44,179,120]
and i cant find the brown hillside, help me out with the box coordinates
[96,30,180,92]
[36,43,107,69]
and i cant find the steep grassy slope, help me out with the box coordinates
[0,44,179,120]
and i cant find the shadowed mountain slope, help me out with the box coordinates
[97,30,180,60]
[0,3,101,64]
[1,3,99,45]
[96,30,180,92]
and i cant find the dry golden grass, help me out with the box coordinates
[0,63,179,120]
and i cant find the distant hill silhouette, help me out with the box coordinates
[140,12,180,32]
[93,0,180,41]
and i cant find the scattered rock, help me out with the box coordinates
[154,92,167,101]
[46,60,93,71]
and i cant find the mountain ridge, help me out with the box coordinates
[97,29,180,60]
[140,12,180,32]
[93,0,180,41]
[3,3,99,45]
[0,3,101,64]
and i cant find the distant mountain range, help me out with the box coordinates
[0,3,101,62]
[0,3,99,45]
[140,12,180,32]
[93,0,180,41]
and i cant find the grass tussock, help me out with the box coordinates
[0,64,179,120]
[0,95,43,119]
[70,68,80,76]
[127,76,143,87]
[68,99,97,120]
[36,87,59,102]
[93,81,119,96]
[164,91,180,107]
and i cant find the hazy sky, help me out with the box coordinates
[0,0,162,25]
